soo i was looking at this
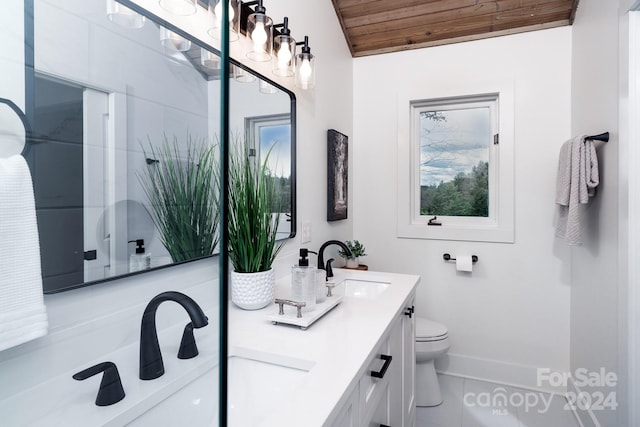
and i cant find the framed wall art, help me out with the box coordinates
[327,129,348,221]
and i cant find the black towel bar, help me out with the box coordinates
[585,132,609,142]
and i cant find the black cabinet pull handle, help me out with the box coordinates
[73,361,125,406]
[404,305,414,318]
[371,354,392,379]
[380,424,391,427]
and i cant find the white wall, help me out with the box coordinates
[353,27,573,390]
[570,0,627,425]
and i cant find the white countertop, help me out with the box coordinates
[231,268,420,427]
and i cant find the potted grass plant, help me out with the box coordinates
[227,140,284,310]
[138,135,219,263]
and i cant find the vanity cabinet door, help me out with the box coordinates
[363,380,391,427]
[361,314,403,427]
[388,314,403,425]
[359,332,394,422]
[402,296,417,426]
[334,385,360,427]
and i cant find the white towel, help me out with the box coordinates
[555,135,600,245]
[0,154,48,352]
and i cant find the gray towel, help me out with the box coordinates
[555,135,600,245]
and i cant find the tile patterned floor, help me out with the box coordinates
[416,375,581,427]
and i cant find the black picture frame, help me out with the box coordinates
[327,129,348,221]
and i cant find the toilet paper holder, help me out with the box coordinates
[443,253,478,263]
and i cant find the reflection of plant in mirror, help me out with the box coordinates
[228,140,284,273]
[339,240,367,260]
[138,135,219,263]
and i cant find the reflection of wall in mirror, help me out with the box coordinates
[33,0,211,288]
[208,77,290,140]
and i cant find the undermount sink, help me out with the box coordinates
[128,349,313,427]
[342,278,390,298]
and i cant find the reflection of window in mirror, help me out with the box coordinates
[245,114,292,238]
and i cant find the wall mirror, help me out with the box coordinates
[27,0,296,293]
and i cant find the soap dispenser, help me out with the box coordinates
[129,239,151,272]
[291,248,316,311]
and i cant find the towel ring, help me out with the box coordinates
[0,98,33,157]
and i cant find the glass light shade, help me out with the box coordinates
[158,0,197,16]
[295,53,315,90]
[106,0,146,29]
[160,27,191,52]
[259,80,278,94]
[233,65,256,83]
[207,0,239,42]
[272,34,295,77]
[201,48,220,69]
[246,13,273,62]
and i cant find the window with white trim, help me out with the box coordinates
[397,87,514,243]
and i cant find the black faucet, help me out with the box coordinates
[317,240,352,281]
[139,291,208,380]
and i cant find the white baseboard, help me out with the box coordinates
[434,353,569,395]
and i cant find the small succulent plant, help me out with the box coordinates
[339,240,367,259]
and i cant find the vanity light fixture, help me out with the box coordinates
[160,26,192,51]
[259,79,278,94]
[245,0,273,62]
[158,0,197,16]
[201,47,220,69]
[106,0,146,29]
[233,65,256,83]
[295,36,315,90]
[272,17,295,77]
[207,0,240,42]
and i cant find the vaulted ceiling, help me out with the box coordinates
[331,0,580,57]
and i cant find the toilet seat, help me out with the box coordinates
[416,317,448,342]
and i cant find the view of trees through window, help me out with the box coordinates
[259,122,292,213]
[419,106,491,217]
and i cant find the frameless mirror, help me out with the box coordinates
[27,0,296,293]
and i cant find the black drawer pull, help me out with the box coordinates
[371,354,392,379]
[380,425,391,427]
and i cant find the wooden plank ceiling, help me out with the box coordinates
[331,0,579,57]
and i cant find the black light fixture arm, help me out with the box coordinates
[244,0,265,13]
[296,35,311,54]
[273,17,290,34]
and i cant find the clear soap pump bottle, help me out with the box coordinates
[128,239,151,272]
[291,248,316,311]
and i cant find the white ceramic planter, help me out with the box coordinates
[345,257,360,268]
[231,269,275,310]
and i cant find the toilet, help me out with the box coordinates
[415,317,450,407]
